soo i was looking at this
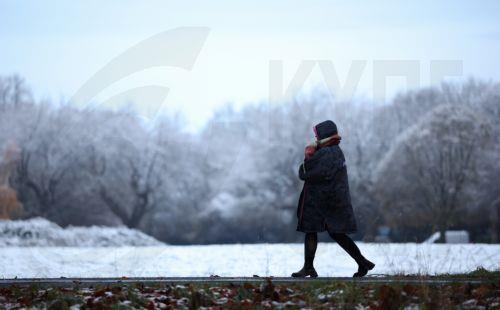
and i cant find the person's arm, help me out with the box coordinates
[298,150,336,182]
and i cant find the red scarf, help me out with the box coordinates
[304,134,341,159]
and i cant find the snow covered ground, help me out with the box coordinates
[1,219,498,278]
[0,218,162,247]
[1,243,498,278]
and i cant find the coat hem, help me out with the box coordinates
[296,226,358,234]
[296,227,327,233]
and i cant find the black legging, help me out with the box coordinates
[304,232,318,268]
[303,231,365,268]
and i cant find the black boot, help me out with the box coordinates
[291,267,318,278]
[328,231,375,278]
[353,258,375,277]
[292,233,318,278]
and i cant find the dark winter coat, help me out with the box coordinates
[296,144,358,234]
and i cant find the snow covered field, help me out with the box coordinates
[1,219,498,278]
[1,243,499,278]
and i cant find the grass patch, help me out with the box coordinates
[381,266,500,280]
[446,267,500,279]
[0,276,499,309]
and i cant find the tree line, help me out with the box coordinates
[0,75,498,243]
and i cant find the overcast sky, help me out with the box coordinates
[1,0,499,130]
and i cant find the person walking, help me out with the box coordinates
[293,120,375,278]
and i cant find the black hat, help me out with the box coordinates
[314,120,338,140]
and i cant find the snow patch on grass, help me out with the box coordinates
[0,218,163,247]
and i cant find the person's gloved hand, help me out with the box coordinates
[304,144,317,160]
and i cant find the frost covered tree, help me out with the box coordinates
[12,106,92,220]
[374,104,491,241]
[469,82,500,242]
[0,75,32,109]
[0,80,80,220]
[147,118,219,243]
[86,113,164,229]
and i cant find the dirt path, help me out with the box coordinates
[0,276,494,287]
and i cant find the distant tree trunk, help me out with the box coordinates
[92,146,160,230]
[438,227,447,243]
[492,199,500,243]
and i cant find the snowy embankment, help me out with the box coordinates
[0,218,163,247]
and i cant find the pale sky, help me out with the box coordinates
[1,0,499,130]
